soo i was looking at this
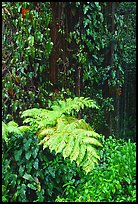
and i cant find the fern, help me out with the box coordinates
[21,97,102,173]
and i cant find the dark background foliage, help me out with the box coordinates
[2,2,136,140]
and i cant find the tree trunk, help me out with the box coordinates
[49,2,60,86]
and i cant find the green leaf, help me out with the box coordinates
[18,126,30,132]
[14,150,22,161]
[25,151,31,160]
[2,122,8,143]
[19,165,25,176]
[87,144,100,160]
[22,173,34,182]
[83,137,103,147]
[33,159,39,170]
[48,166,55,178]
[27,183,37,190]
[56,134,69,153]
[28,35,34,46]
[24,138,32,151]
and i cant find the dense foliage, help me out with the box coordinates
[55,136,136,202]
[2,2,53,123]
[2,127,136,202]
[2,2,136,139]
[2,2,136,202]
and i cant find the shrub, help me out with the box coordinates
[2,128,85,202]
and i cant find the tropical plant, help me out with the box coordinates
[15,97,103,173]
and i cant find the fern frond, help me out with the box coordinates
[62,135,75,159]
[55,133,69,154]
[37,128,55,138]
[18,126,30,132]
[20,97,102,173]
[76,144,86,166]
[69,136,80,162]
[86,144,100,160]
[83,137,103,147]
[51,97,99,115]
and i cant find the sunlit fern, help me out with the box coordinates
[20,97,102,173]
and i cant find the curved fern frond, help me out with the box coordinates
[51,97,99,115]
[83,137,103,147]
[37,128,55,138]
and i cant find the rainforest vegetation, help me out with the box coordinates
[2,2,136,202]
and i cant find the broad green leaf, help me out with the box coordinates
[27,183,37,190]
[25,151,31,160]
[48,166,55,178]
[33,159,39,170]
[24,138,32,151]
[22,173,34,182]
[19,165,25,176]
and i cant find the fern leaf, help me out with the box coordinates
[62,135,75,159]
[70,137,80,162]
[18,126,30,132]
[37,128,55,138]
[7,121,22,135]
[56,133,69,154]
[7,121,18,127]
[38,136,50,145]
[83,160,95,174]
[48,135,63,152]
[76,144,87,166]
[43,141,49,150]
[81,152,97,173]
[86,144,100,160]
[77,119,93,130]
[83,137,103,147]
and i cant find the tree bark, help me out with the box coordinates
[49,2,60,86]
